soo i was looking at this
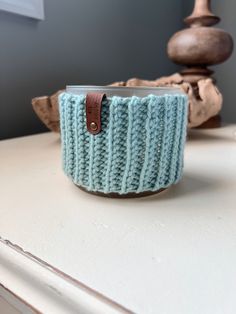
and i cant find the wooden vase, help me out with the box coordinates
[167,0,233,86]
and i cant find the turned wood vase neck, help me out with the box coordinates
[185,0,220,27]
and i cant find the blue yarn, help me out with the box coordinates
[59,92,188,194]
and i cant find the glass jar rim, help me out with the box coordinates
[66,85,184,97]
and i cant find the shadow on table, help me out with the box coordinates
[187,124,236,143]
[137,172,222,202]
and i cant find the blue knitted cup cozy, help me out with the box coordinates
[59,92,188,195]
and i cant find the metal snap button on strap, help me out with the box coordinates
[90,121,98,131]
[86,93,106,135]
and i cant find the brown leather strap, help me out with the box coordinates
[86,93,106,135]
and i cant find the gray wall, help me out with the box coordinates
[184,0,236,123]
[0,0,182,140]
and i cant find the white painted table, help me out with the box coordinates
[0,125,236,314]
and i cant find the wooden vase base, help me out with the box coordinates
[76,185,167,198]
[195,115,222,129]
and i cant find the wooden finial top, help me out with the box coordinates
[184,0,220,27]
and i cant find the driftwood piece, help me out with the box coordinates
[32,90,63,132]
[110,73,183,87]
[31,73,222,131]
[186,78,222,128]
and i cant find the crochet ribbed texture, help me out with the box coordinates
[59,92,188,194]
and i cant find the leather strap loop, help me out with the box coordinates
[86,93,106,134]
